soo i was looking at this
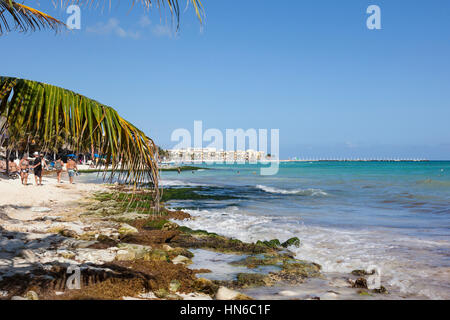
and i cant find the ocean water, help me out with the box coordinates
[160,161,450,299]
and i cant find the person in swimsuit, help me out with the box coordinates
[32,152,47,186]
[19,155,30,185]
[8,158,19,178]
[54,157,65,183]
[66,157,78,184]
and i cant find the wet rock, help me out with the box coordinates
[116,249,136,261]
[172,233,276,255]
[352,277,368,289]
[215,287,252,300]
[351,269,375,276]
[167,247,194,259]
[145,249,169,262]
[171,255,192,265]
[280,261,322,278]
[194,278,218,296]
[76,248,118,263]
[144,219,170,230]
[267,260,322,285]
[117,243,152,259]
[281,237,301,248]
[236,273,273,288]
[59,229,78,238]
[118,223,138,236]
[256,239,281,248]
[162,221,179,231]
[372,286,388,294]
[154,288,181,300]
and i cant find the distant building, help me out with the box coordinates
[167,147,266,162]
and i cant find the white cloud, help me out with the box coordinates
[152,24,173,38]
[138,15,151,27]
[86,18,140,39]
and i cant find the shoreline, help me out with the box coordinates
[0,174,396,300]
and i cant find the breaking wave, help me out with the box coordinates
[256,185,328,196]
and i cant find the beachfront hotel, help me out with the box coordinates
[166,148,266,162]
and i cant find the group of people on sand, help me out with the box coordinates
[1,152,78,186]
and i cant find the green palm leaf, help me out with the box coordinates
[0,76,161,210]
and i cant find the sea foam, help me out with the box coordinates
[256,185,328,196]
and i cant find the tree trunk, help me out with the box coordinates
[5,149,10,175]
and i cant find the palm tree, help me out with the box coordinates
[0,76,161,209]
[0,0,204,35]
[1,1,205,210]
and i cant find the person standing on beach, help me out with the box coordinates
[8,159,19,176]
[32,152,46,186]
[19,155,30,185]
[66,157,78,184]
[54,157,64,183]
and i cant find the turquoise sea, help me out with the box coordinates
[160,161,450,299]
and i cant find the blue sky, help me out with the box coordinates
[1,0,450,159]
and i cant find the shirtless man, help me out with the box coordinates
[8,159,19,178]
[66,157,78,184]
[19,155,30,185]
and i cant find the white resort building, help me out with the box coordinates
[167,148,266,162]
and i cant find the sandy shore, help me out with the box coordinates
[0,175,103,218]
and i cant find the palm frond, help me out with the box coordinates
[0,1,204,35]
[0,76,160,210]
[0,1,65,35]
[67,0,204,29]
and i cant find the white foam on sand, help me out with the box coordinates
[177,207,450,300]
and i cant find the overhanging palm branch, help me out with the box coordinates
[0,1,65,34]
[0,76,161,209]
[0,0,204,35]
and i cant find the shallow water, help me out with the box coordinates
[161,161,450,299]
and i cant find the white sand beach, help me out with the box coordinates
[0,175,103,219]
